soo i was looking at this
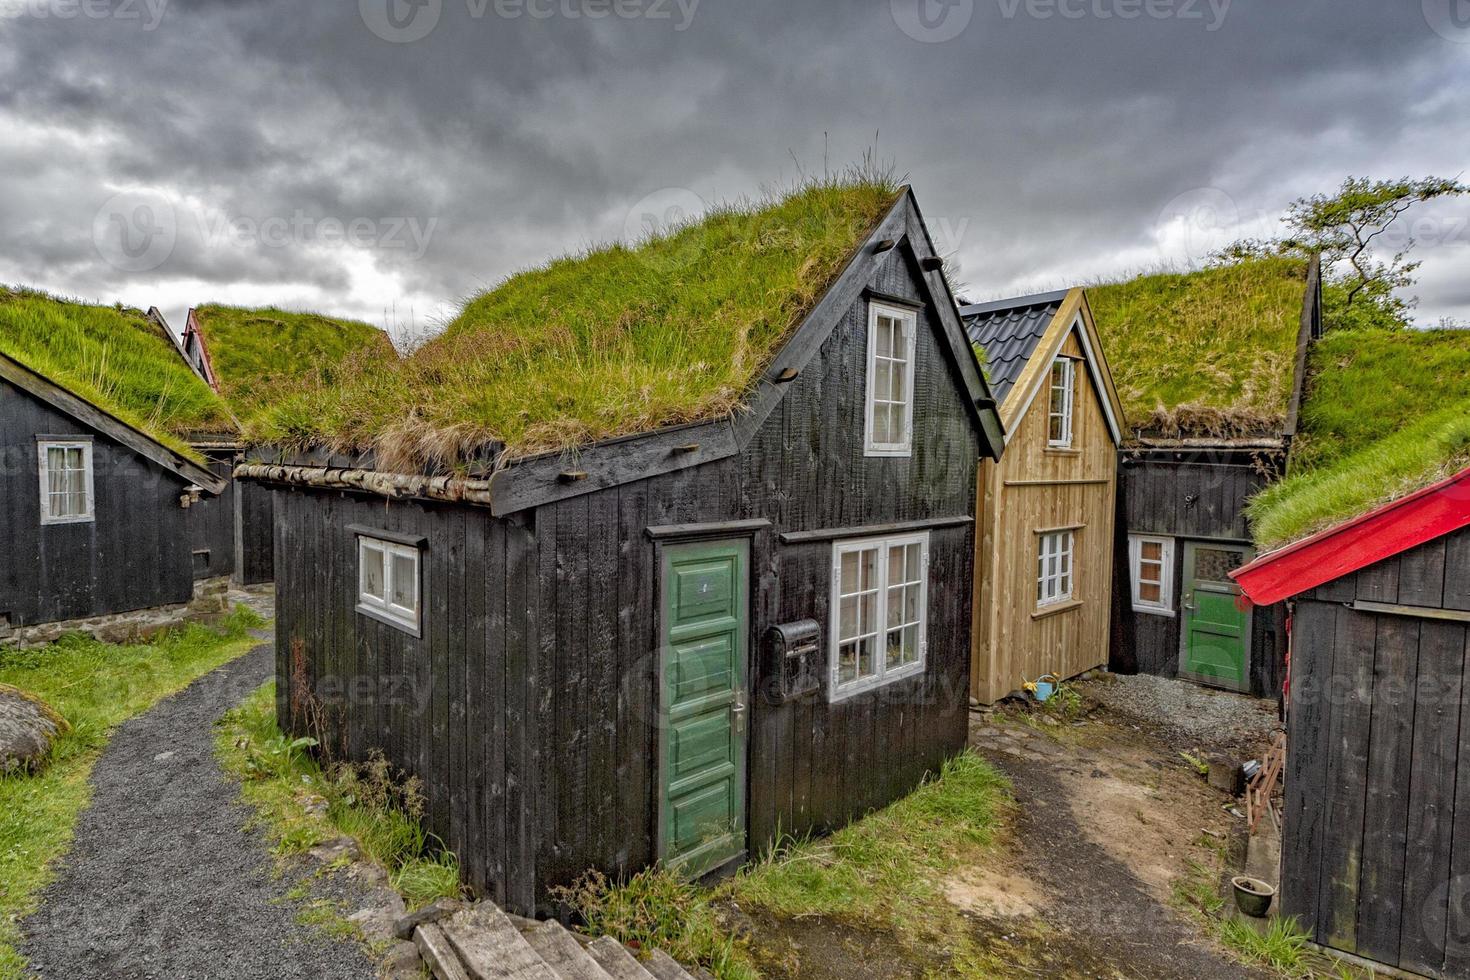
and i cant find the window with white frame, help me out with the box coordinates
[1036,529,1075,608]
[38,440,94,525]
[1047,357,1076,448]
[830,532,929,700]
[864,303,918,457]
[1129,535,1175,615]
[357,535,422,633]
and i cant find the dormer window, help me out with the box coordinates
[865,303,918,457]
[1047,357,1076,448]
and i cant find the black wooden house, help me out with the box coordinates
[239,185,1004,912]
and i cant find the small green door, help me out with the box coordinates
[1179,541,1252,693]
[658,540,748,877]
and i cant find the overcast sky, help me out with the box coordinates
[1,0,1467,342]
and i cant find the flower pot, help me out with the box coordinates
[1231,876,1275,918]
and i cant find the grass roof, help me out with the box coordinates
[1246,326,1470,549]
[190,305,397,418]
[248,175,903,469]
[0,287,235,458]
[1087,256,1310,436]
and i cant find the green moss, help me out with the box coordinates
[0,287,236,458]
[1087,257,1310,432]
[190,305,397,418]
[247,174,902,465]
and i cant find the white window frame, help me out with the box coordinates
[1047,357,1076,449]
[863,302,919,458]
[1036,528,1076,608]
[1129,534,1176,616]
[829,531,929,702]
[356,535,422,635]
[37,438,95,525]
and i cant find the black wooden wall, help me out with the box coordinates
[235,477,275,585]
[271,248,982,915]
[1111,449,1288,699]
[185,450,236,580]
[1285,526,1470,978]
[0,380,195,626]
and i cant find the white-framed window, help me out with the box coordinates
[864,302,918,457]
[1036,529,1075,608]
[1129,534,1175,616]
[357,535,422,634]
[38,439,94,525]
[1047,357,1076,448]
[830,532,929,701]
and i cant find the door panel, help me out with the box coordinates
[660,541,748,876]
[1179,542,1251,692]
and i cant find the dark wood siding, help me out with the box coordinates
[0,379,195,626]
[271,246,981,914]
[1284,527,1470,978]
[236,477,275,585]
[1111,448,1288,699]
[185,450,237,580]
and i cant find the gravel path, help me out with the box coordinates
[1080,673,1282,750]
[20,644,378,980]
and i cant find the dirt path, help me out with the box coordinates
[19,644,378,980]
[964,689,1274,979]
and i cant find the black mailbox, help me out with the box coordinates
[763,619,822,702]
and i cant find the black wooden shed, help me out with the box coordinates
[1234,466,1470,977]
[238,183,1005,913]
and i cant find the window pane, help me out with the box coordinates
[892,317,909,363]
[905,583,921,624]
[1140,582,1162,603]
[887,582,903,628]
[905,544,921,583]
[838,642,858,684]
[1142,541,1163,562]
[857,636,875,679]
[873,404,892,444]
[859,549,877,591]
[391,553,417,610]
[886,628,903,669]
[875,359,892,402]
[859,590,876,635]
[840,550,859,594]
[902,625,920,666]
[840,595,858,641]
[889,404,906,443]
[68,490,87,516]
[361,546,386,600]
[875,318,893,357]
[890,359,907,402]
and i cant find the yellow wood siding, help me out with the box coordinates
[972,328,1118,703]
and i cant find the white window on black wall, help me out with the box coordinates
[864,302,918,457]
[38,439,94,525]
[1129,534,1175,615]
[829,532,929,701]
[357,534,422,634]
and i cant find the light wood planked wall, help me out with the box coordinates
[972,329,1118,702]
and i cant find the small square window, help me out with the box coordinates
[865,303,918,457]
[830,532,929,701]
[1037,529,1076,607]
[1048,358,1076,448]
[357,535,421,634]
[1129,535,1175,616]
[38,440,94,525]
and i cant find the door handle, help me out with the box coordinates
[731,691,747,735]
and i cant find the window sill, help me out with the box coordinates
[1132,605,1177,618]
[41,514,96,526]
[828,662,925,703]
[1032,599,1083,620]
[864,446,913,459]
[356,602,422,638]
[1043,447,1081,457]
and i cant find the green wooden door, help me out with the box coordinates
[659,540,748,877]
[1179,542,1252,693]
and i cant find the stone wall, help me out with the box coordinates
[0,577,232,650]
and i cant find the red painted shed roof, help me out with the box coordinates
[1231,465,1470,606]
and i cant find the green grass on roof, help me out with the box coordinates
[248,174,902,467]
[0,287,235,458]
[1087,257,1309,435]
[1246,398,1470,549]
[191,305,397,418]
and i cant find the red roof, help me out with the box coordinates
[1231,465,1470,606]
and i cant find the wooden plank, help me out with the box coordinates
[1444,528,1470,612]
[522,921,614,980]
[1398,537,1447,609]
[464,511,488,896]
[483,518,508,904]
[586,936,657,980]
[644,518,771,541]
[1398,619,1465,976]
[1446,623,1470,979]
[777,515,973,545]
[442,905,559,980]
[503,513,539,914]
[587,488,620,881]
[643,949,697,980]
[414,922,472,980]
[1355,614,1421,965]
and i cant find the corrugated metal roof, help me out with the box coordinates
[961,290,1068,406]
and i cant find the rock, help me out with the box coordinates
[393,897,465,941]
[0,683,68,773]
[382,939,423,978]
[349,902,403,943]
[309,836,362,865]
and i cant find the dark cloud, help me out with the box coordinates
[0,0,1466,336]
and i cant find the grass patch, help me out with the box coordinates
[215,682,462,911]
[0,608,265,978]
[1087,256,1309,434]
[248,171,902,468]
[190,304,398,418]
[0,286,236,457]
[1247,398,1470,548]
